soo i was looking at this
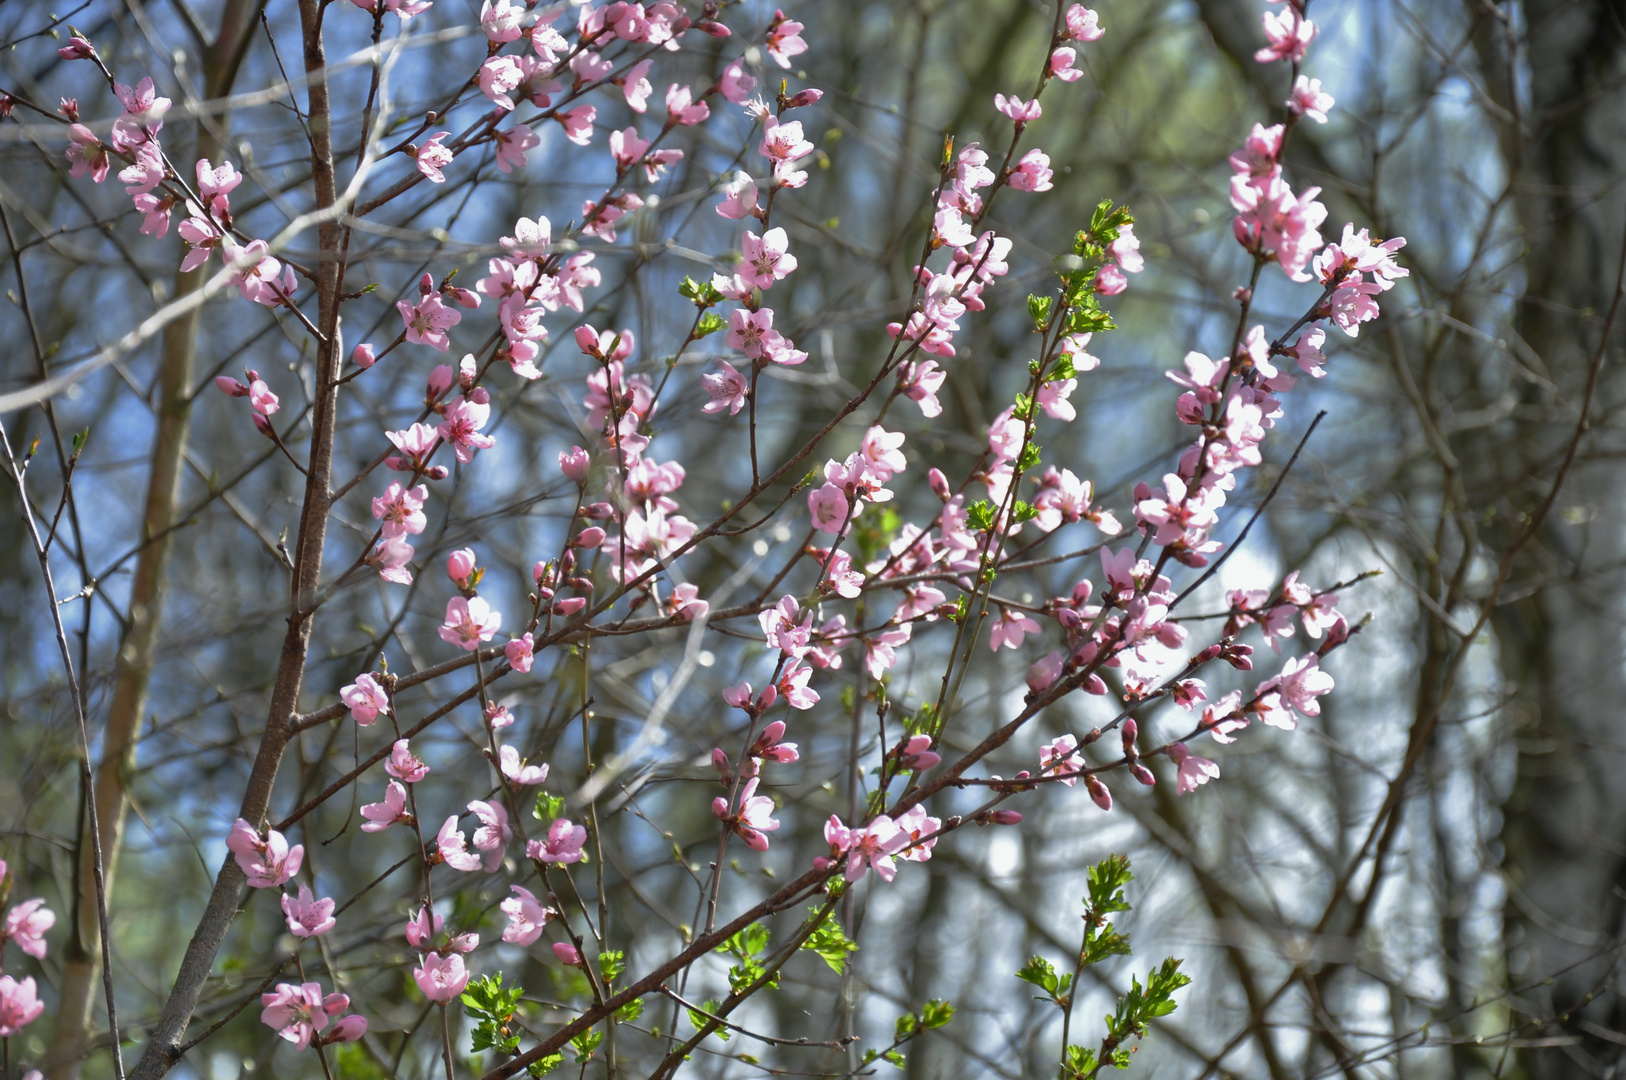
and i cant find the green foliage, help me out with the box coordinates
[852,504,901,564]
[860,1048,907,1068]
[966,499,995,532]
[461,972,525,1056]
[532,791,566,822]
[800,909,858,973]
[525,1054,563,1077]
[695,311,728,337]
[1027,294,1054,331]
[867,1000,954,1071]
[1082,854,1135,967]
[687,1000,730,1041]
[717,922,778,994]
[332,1042,385,1080]
[678,274,724,307]
[596,949,625,983]
[1106,958,1191,1042]
[1016,955,1074,1006]
[1011,500,1036,524]
[569,1029,604,1064]
[614,998,644,1023]
[1017,442,1043,472]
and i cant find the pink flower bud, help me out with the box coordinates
[1194,643,1223,664]
[446,548,477,584]
[559,446,590,485]
[755,684,778,711]
[783,88,824,109]
[1121,719,1139,755]
[581,502,615,519]
[327,1015,368,1043]
[711,795,730,819]
[571,527,606,549]
[1085,774,1112,811]
[988,810,1022,825]
[58,37,96,60]
[553,597,587,616]
[1130,763,1156,787]
[215,376,250,397]
[423,465,450,481]
[352,342,377,369]
[252,412,273,436]
[533,561,551,586]
[568,577,594,594]
[559,550,576,575]
[574,326,602,357]
[711,748,732,781]
[928,467,951,502]
[1026,651,1064,692]
[697,18,731,36]
[418,272,435,296]
[446,286,481,308]
[552,942,583,966]
[426,364,455,399]
[1083,674,1108,695]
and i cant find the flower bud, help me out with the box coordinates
[571,527,606,549]
[928,467,951,502]
[422,466,450,481]
[214,376,250,397]
[696,18,731,36]
[581,502,615,519]
[755,684,778,711]
[783,88,824,109]
[446,548,477,585]
[352,342,377,369]
[553,597,587,616]
[552,942,583,966]
[568,577,595,594]
[988,810,1022,826]
[327,1015,368,1043]
[574,325,602,357]
[57,36,96,60]
[1085,774,1112,812]
[1121,719,1139,759]
[558,446,590,485]
[418,271,435,296]
[426,364,455,399]
[1130,763,1156,787]
[710,748,732,782]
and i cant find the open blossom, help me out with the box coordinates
[1065,4,1105,41]
[226,819,303,888]
[495,124,539,173]
[467,800,511,872]
[989,609,1041,651]
[527,818,588,864]
[712,776,781,851]
[398,293,461,352]
[281,884,336,938]
[372,482,428,538]
[386,739,430,782]
[1009,148,1054,192]
[1288,76,1334,123]
[414,951,470,1003]
[260,982,351,1050]
[994,93,1042,122]
[825,815,909,883]
[1168,742,1221,794]
[66,124,110,182]
[666,83,710,125]
[505,632,535,672]
[360,781,410,832]
[766,10,808,68]
[435,816,484,872]
[439,596,501,651]
[896,805,941,861]
[370,536,415,585]
[1256,8,1315,63]
[2,898,54,959]
[499,745,549,785]
[701,359,749,415]
[740,227,798,289]
[0,975,44,1036]
[717,170,760,219]
[1040,734,1084,785]
[340,673,389,725]
[500,886,555,946]
[436,396,495,463]
[414,131,454,183]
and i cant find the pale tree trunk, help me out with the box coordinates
[1492,2,1626,1074]
[47,8,262,1077]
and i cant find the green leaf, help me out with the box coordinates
[615,998,644,1023]
[920,999,955,1028]
[801,911,859,974]
[597,949,625,984]
[532,792,566,821]
[1063,1044,1098,1079]
[894,1012,918,1040]
[1017,442,1042,472]
[1011,500,1036,524]
[1027,294,1054,331]
[966,500,995,532]
[696,311,727,337]
[678,275,724,306]
[570,1029,604,1064]
[526,1054,563,1077]
[1016,955,1061,997]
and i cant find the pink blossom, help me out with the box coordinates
[1065,5,1105,41]
[1009,148,1053,192]
[1167,742,1221,793]
[414,132,454,183]
[340,673,390,725]
[446,547,476,586]
[751,720,800,765]
[558,105,596,146]
[495,124,539,173]
[552,942,583,966]
[994,94,1042,123]
[666,83,710,125]
[499,745,549,785]
[281,883,336,938]
[894,734,941,772]
[260,982,347,1050]
[369,536,415,584]
[701,359,750,415]
[1040,734,1083,786]
[776,660,820,710]
[836,815,908,883]
[727,307,785,359]
[468,800,511,872]
[717,170,761,219]
[1288,76,1334,123]
[1274,654,1334,719]
[766,10,808,68]
[505,632,535,673]
[1027,651,1065,692]
[895,805,941,862]
[808,483,852,533]
[360,781,410,832]
[436,397,496,463]
[618,58,654,111]
[711,776,781,851]
[0,975,44,1036]
[2,898,54,959]
[1050,47,1083,82]
[667,582,709,621]
[760,117,814,162]
[989,609,1041,651]
[741,227,798,289]
[435,816,484,872]
[66,123,110,182]
[527,818,588,864]
[372,482,428,539]
[226,819,303,888]
[414,951,470,1003]
[398,293,461,352]
[719,58,757,104]
[438,596,502,651]
[500,886,555,946]
[480,0,523,42]
[386,739,430,783]
[1256,9,1315,64]
[58,36,96,60]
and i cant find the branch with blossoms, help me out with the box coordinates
[0,0,1416,1078]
